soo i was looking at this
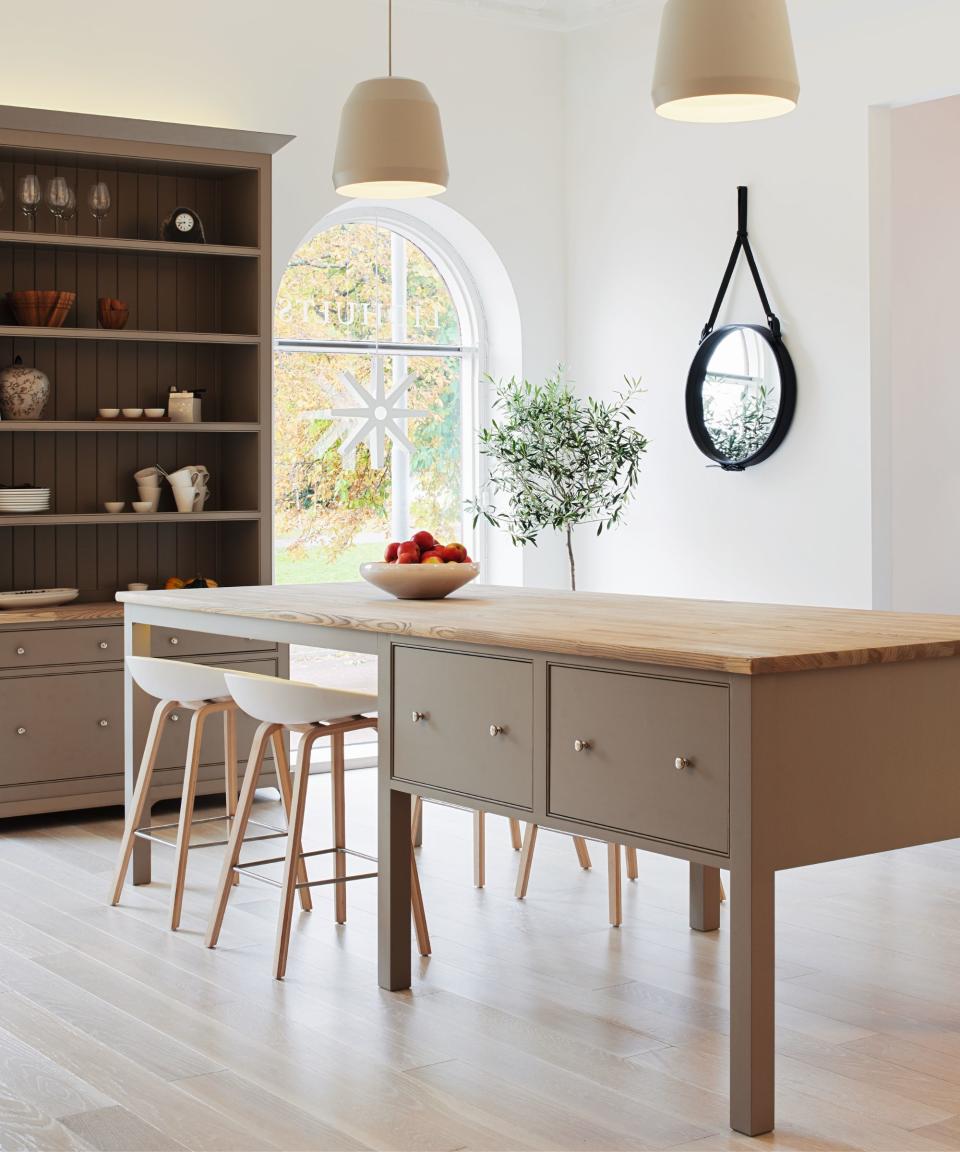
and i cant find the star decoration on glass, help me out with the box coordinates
[303,356,431,469]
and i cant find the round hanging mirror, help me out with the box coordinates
[686,323,796,470]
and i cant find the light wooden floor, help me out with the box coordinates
[3,773,960,1151]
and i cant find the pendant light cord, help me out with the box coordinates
[388,0,393,76]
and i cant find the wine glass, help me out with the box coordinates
[17,175,41,231]
[87,182,111,236]
[45,177,71,233]
[61,187,77,229]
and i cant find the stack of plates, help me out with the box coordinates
[0,487,51,513]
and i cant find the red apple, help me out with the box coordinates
[421,554,444,565]
[412,530,436,551]
[441,542,467,563]
[463,555,473,563]
[397,551,419,564]
[384,541,401,562]
[420,548,444,563]
[397,540,420,559]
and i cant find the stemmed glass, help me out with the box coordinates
[45,177,71,233]
[17,175,41,231]
[87,182,111,236]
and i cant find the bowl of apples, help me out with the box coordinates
[360,531,479,600]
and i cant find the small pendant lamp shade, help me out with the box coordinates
[652,0,799,123]
[333,77,449,199]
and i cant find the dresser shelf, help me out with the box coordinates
[0,229,260,259]
[0,325,259,344]
[0,510,260,527]
[0,421,259,433]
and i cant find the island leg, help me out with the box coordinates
[730,865,775,1136]
[123,618,152,886]
[689,863,721,931]
[377,637,411,991]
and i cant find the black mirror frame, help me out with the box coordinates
[685,323,797,472]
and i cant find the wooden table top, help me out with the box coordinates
[115,582,960,675]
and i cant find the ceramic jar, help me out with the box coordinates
[0,357,50,420]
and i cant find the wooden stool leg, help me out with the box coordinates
[206,721,275,948]
[331,730,347,924]
[224,707,240,887]
[109,699,173,905]
[720,874,727,902]
[473,810,485,888]
[608,843,623,927]
[626,846,639,881]
[411,795,423,847]
[272,730,313,913]
[410,845,431,956]
[509,818,522,851]
[170,705,212,931]
[274,729,319,980]
[573,836,592,869]
[515,823,538,898]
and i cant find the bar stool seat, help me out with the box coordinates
[206,669,430,980]
[110,655,249,931]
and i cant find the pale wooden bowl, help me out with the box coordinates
[359,561,479,600]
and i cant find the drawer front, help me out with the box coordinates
[139,656,280,771]
[393,647,533,808]
[0,625,122,669]
[150,627,277,658]
[1,670,122,786]
[548,666,729,853]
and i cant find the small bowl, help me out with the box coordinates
[127,582,148,592]
[103,501,125,513]
[131,501,152,513]
[144,408,165,419]
[121,407,143,419]
[98,408,120,419]
[98,298,130,330]
[7,289,76,327]
[360,561,479,600]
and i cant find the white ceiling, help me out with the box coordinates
[430,0,645,30]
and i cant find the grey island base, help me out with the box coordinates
[116,582,960,1137]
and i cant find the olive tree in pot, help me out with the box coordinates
[467,370,649,591]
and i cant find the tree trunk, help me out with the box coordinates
[566,526,576,591]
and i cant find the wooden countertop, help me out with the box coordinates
[0,601,122,626]
[116,582,960,675]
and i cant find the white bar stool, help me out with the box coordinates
[109,654,291,931]
[205,669,430,980]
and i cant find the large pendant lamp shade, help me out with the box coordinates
[333,0,448,198]
[652,0,799,123]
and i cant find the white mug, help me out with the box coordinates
[167,468,198,489]
[134,466,163,485]
[173,486,196,513]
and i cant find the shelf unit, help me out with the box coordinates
[0,106,291,819]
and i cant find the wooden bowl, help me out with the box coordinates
[359,561,479,600]
[7,290,76,327]
[97,297,129,329]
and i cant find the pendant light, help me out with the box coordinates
[652,0,799,123]
[333,0,448,198]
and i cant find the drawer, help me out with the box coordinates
[0,625,122,669]
[137,656,280,771]
[392,647,533,808]
[0,669,122,787]
[548,666,729,853]
[150,627,277,659]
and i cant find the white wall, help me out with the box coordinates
[563,0,960,607]
[886,96,960,612]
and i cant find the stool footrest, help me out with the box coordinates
[134,815,287,851]
[233,846,378,890]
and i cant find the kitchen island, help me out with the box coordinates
[117,582,960,1136]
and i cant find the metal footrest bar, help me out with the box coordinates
[233,845,379,889]
[134,815,288,851]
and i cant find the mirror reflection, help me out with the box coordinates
[701,327,781,464]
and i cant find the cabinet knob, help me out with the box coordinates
[170,712,181,723]
[168,636,179,646]
[411,711,426,723]
[16,727,26,736]
[574,739,591,753]
[489,724,505,737]
[98,641,109,650]
[15,647,25,656]
[675,757,692,771]
[98,719,109,728]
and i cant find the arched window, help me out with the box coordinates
[273,215,481,584]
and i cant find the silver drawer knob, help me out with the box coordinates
[574,739,591,753]
[489,724,505,737]
[675,757,692,771]
[168,636,179,646]
[16,727,26,736]
[98,719,109,728]
[411,711,426,723]
[99,641,109,650]
[170,712,181,723]
[16,647,25,656]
